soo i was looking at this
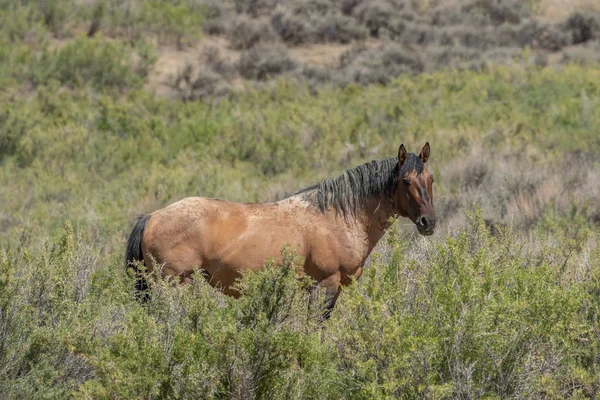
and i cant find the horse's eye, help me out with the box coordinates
[402,179,410,186]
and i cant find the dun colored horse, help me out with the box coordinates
[125,143,436,312]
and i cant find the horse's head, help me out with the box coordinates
[395,143,436,236]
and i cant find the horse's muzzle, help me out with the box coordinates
[416,214,436,236]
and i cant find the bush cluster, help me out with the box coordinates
[238,45,298,80]
[188,0,600,90]
[31,36,156,91]
[2,60,600,240]
[4,0,599,95]
[226,15,277,50]
[270,2,368,45]
[169,46,235,101]
[1,211,598,399]
[0,0,205,47]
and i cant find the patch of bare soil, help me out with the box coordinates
[147,36,238,96]
[287,39,380,67]
[147,35,382,95]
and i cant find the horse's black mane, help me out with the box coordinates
[294,153,423,216]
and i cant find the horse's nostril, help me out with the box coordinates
[420,216,428,226]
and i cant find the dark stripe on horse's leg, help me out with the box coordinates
[321,286,340,321]
[307,283,340,322]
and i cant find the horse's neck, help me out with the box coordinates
[358,197,399,254]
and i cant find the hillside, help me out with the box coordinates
[156,0,600,99]
[0,0,599,398]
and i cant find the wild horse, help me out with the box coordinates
[126,143,436,314]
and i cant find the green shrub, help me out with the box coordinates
[169,46,235,100]
[1,209,598,398]
[329,208,600,398]
[170,64,232,101]
[201,0,229,35]
[29,36,156,90]
[270,6,314,45]
[352,0,396,37]
[0,223,98,398]
[338,42,423,85]
[227,15,276,50]
[69,0,205,47]
[0,0,81,41]
[239,45,298,80]
[0,225,338,399]
[136,0,205,48]
[563,11,600,44]
[0,0,204,46]
[270,2,367,45]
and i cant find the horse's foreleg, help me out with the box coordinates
[308,284,337,318]
[310,272,341,321]
[307,284,338,323]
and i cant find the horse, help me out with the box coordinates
[125,143,436,314]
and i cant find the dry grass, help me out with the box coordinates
[432,147,600,234]
[539,0,600,21]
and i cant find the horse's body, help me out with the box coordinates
[126,143,436,310]
[141,195,370,297]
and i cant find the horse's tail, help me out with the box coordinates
[125,214,151,302]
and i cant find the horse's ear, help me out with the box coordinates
[419,142,430,163]
[398,144,407,166]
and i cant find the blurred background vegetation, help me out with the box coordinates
[0,0,599,398]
